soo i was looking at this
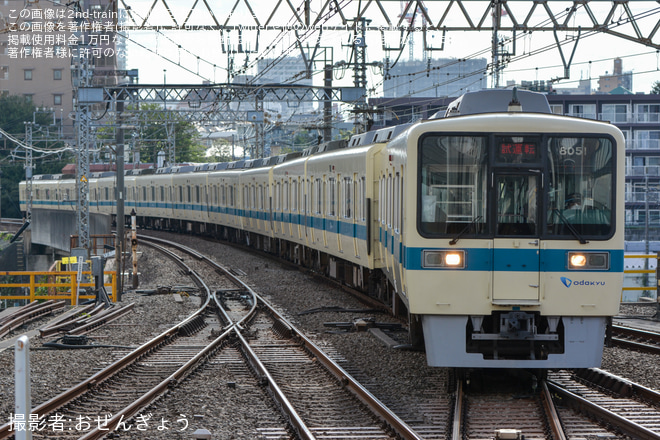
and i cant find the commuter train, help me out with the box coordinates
[20,89,624,369]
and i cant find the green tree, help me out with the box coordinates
[0,95,72,219]
[129,103,205,165]
[652,81,660,94]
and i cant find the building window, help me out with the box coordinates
[0,66,7,80]
[53,94,62,105]
[53,69,62,80]
[569,104,596,120]
[549,104,563,115]
[24,69,33,80]
[601,104,629,123]
[637,104,660,123]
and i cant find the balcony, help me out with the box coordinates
[565,111,660,125]
[627,165,660,177]
[627,139,660,150]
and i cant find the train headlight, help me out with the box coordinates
[423,250,465,269]
[568,252,609,270]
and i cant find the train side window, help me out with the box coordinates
[394,172,400,232]
[195,186,200,203]
[344,177,352,219]
[179,187,183,203]
[160,186,164,202]
[151,186,155,201]
[378,177,384,223]
[328,177,336,217]
[283,180,289,212]
[292,180,298,213]
[387,174,392,228]
[314,178,322,214]
[106,188,110,201]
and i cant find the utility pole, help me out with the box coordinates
[115,98,125,302]
[73,2,93,255]
[324,65,333,142]
[491,0,502,88]
[23,122,33,224]
[353,17,369,132]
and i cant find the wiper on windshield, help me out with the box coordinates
[552,209,588,244]
[449,216,483,245]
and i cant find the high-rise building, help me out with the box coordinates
[383,58,488,98]
[598,58,633,93]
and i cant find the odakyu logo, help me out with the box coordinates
[561,277,606,288]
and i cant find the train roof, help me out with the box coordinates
[348,124,412,148]
[432,88,551,118]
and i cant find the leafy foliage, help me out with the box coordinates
[126,103,205,164]
[652,81,660,95]
[0,95,73,218]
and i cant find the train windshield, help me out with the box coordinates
[419,135,488,235]
[418,134,614,239]
[547,136,613,237]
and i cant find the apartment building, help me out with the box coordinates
[0,0,121,135]
[546,93,660,243]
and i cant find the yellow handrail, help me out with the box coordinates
[0,271,116,305]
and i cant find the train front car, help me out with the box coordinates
[390,90,624,368]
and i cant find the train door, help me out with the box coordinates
[492,172,541,303]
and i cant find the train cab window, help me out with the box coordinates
[546,136,614,238]
[495,174,538,236]
[418,135,488,236]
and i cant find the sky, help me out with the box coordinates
[119,1,660,95]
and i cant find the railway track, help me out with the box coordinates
[2,236,420,439]
[611,323,660,354]
[548,368,660,439]
[0,300,66,340]
[139,235,421,440]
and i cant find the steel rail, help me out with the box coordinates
[0,300,65,339]
[140,235,420,439]
[612,324,660,354]
[574,368,660,405]
[38,303,102,337]
[66,302,135,335]
[540,380,567,440]
[450,379,464,440]
[256,294,423,440]
[235,329,317,440]
[0,244,214,439]
[546,380,660,440]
